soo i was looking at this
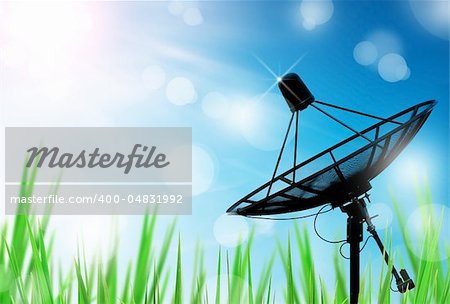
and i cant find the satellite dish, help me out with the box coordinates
[226,73,436,304]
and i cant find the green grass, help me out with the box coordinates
[0,168,448,303]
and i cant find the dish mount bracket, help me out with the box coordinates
[341,196,415,304]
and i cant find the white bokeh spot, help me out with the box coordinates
[403,67,411,80]
[141,65,166,92]
[377,53,409,83]
[354,31,409,80]
[192,145,215,196]
[353,41,378,66]
[214,214,249,247]
[300,0,334,30]
[183,7,203,26]
[410,0,450,40]
[168,0,185,16]
[166,77,197,105]
[253,218,275,236]
[302,18,317,31]
[202,92,230,120]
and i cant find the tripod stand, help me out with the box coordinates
[341,197,415,304]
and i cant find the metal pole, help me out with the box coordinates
[347,214,363,304]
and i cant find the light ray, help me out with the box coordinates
[251,52,308,105]
[252,53,279,79]
[283,52,308,75]
[253,81,278,104]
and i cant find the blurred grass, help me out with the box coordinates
[0,167,448,303]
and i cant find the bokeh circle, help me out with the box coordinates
[300,0,334,30]
[377,53,408,83]
[214,214,249,247]
[166,77,197,105]
[353,41,378,66]
[202,92,229,119]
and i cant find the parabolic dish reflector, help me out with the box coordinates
[227,100,435,216]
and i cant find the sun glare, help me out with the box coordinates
[1,2,97,72]
[396,154,429,185]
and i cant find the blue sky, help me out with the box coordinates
[1,0,449,300]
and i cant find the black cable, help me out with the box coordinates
[389,274,400,293]
[338,236,374,260]
[338,238,401,294]
[339,242,349,260]
[244,204,333,221]
[360,235,373,251]
[313,205,347,244]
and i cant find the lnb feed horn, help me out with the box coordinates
[278,73,315,112]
